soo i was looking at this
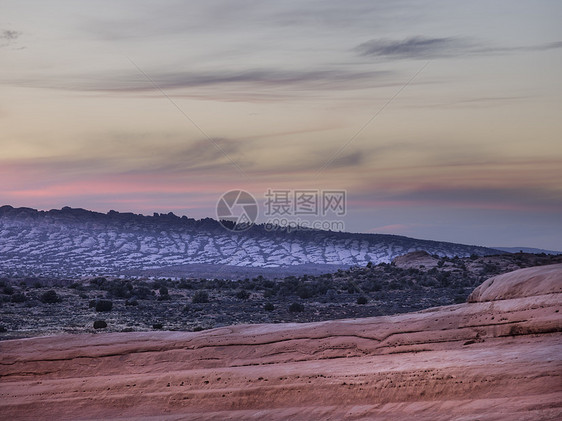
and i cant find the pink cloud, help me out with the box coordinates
[368,224,423,235]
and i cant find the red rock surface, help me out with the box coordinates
[468,263,562,302]
[1,265,561,420]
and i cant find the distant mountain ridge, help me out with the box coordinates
[0,205,502,278]
[492,246,562,255]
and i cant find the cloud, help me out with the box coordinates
[356,36,472,59]
[476,41,562,54]
[356,36,562,60]
[376,186,562,213]
[0,29,22,48]
[39,68,391,94]
[328,151,364,168]
[368,223,423,235]
[1,30,20,40]
[527,41,562,51]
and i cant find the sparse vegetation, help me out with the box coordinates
[1,252,560,338]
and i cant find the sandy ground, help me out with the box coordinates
[1,265,561,420]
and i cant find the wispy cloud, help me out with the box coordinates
[368,223,424,235]
[23,68,391,95]
[0,29,22,48]
[356,183,562,214]
[356,36,472,59]
[1,30,20,40]
[356,36,562,60]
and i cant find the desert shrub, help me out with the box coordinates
[3,285,14,295]
[297,286,313,299]
[125,298,139,306]
[235,290,250,300]
[263,288,276,298]
[388,280,405,290]
[152,323,163,329]
[107,280,133,298]
[438,272,451,287]
[366,280,382,292]
[25,300,38,307]
[325,289,337,301]
[88,299,97,308]
[178,279,193,289]
[289,302,304,312]
[192,290,209,303]
[157,285,170,301]
[264,302,275,311]
[357,296,368,305]
[32,281,43,289]
[346,283,357,294]
[11,293,26,303]
[95,299,113,312]
[40,290,60,304]
[90,277,108,289]
[453,294,466,304]
[132,286,152,300]
[93,320,107,329]
[0,325,6,333]
[262,279,275,289]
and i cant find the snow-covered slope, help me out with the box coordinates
[0,206,500,278]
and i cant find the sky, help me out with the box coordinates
[1,0,561,250]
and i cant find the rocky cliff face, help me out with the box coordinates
[1,264,560,420]
[0,205,500,278]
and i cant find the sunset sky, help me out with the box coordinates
[1,0,561,250]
